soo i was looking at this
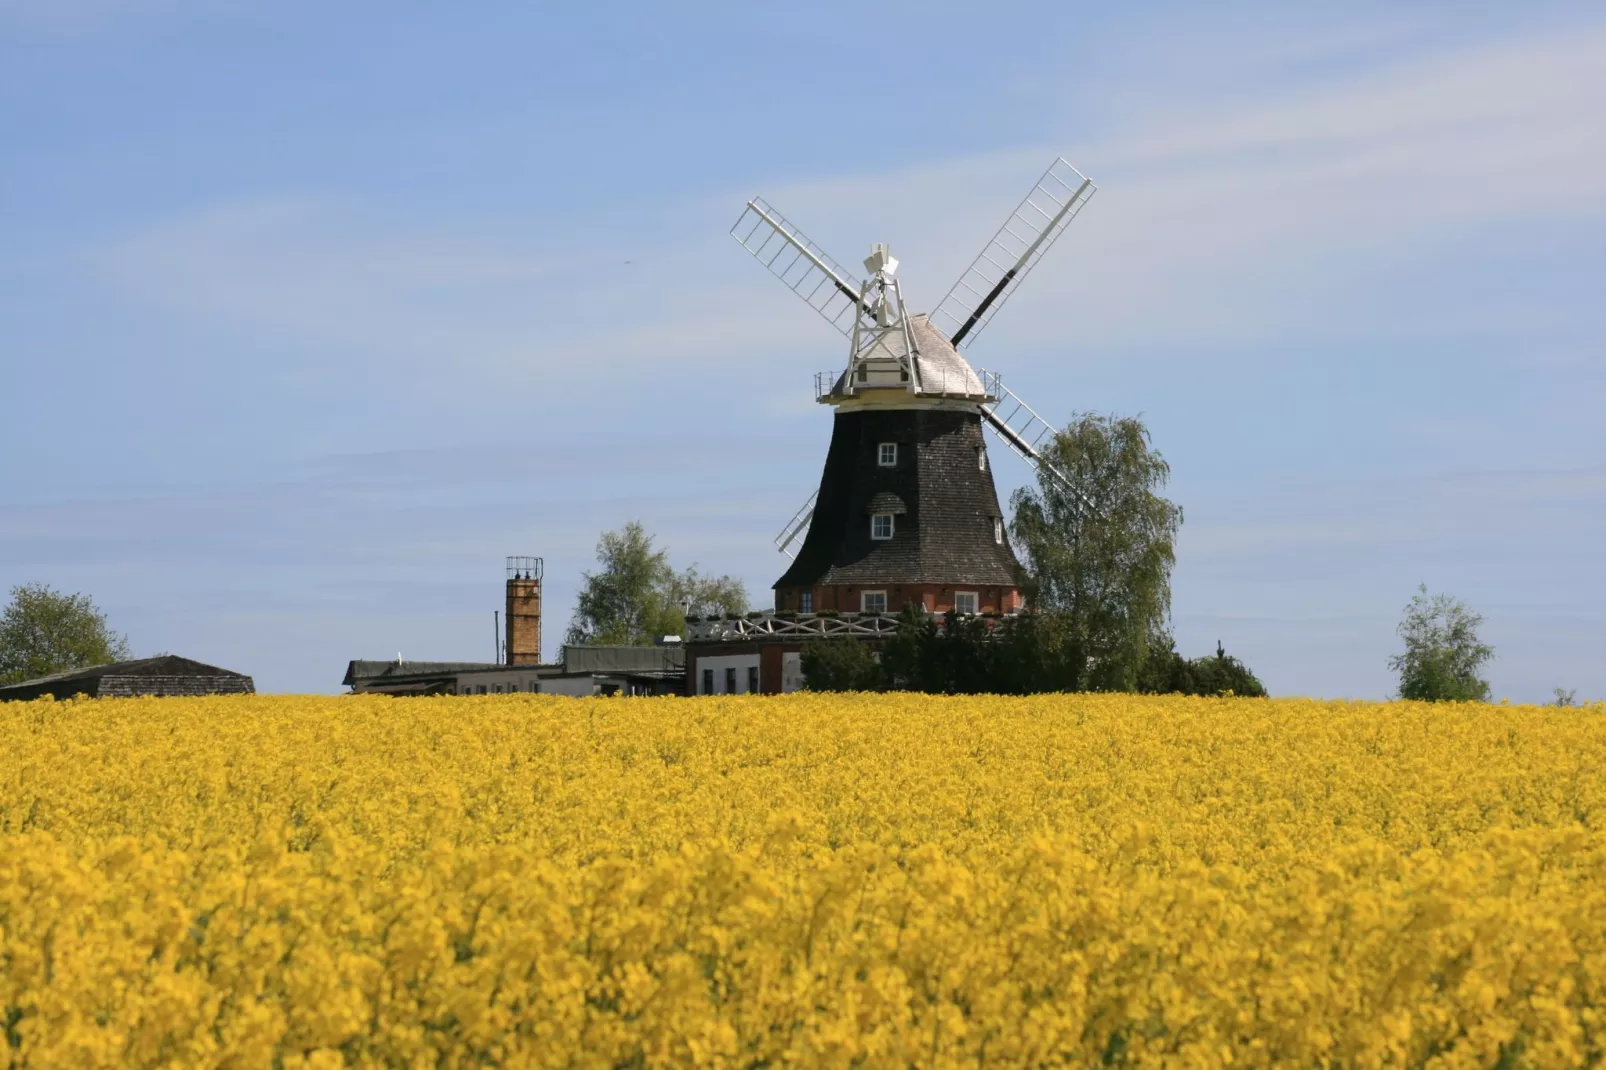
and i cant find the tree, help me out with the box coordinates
[565,522,747,646]
[1139,638,1267,698]
[1388,584,1493,702]
[0,583,132,684]
[1009,413,1184,691]
[800,638,885,692]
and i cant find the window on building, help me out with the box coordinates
[862,590,888,614]
[994,517,1004,544]
[978,447,987,471]
[953,591,979,615]
[702,668,713,695]
[725,667,737,694]
[478,685,488,695]
[799,590,813,613]
[747,666,760,694]
[871,513,894,539]
[878,442,897,467]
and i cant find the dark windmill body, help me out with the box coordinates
[732,161,1098,620]
[774,314,1023,616]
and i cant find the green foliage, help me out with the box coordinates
[880,608,1086,695]
[799,638,885,692]
[1388,584,1494,702]
[565,522,747,646]
[829,608,1260,698]
[1009,413,1183,691]
[0,583,131,684]
[1139,638,1268,698]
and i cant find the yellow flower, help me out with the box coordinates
[2,692,1605,1066]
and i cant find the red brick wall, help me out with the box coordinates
[774,583,1021,615]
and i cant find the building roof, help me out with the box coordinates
[561,644,685,673]
[342,660,501,687]
[830,314,989,399]
[343,647,686,691]
[0,655,254,701]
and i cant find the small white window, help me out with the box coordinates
[871,513,894,539]
[861,590,888,613]
[878,442,897,467]
[978,448,987,471]
[799,590,813,613]
[993,517,1004,545]
[954,591,979,615]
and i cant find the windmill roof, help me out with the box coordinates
[831,314,989,399]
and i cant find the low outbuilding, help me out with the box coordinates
[0,655,256,701]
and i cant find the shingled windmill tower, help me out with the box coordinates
[732,158,1097,618]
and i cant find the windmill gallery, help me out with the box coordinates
[345,158,1100,699]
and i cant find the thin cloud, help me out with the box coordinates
[88,21,1603,384]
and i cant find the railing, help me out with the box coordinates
[685,610,1023,643]
[814,367,1001,401]
[686,613,906,642]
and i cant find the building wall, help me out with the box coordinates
[690,652,762,695]
[455,669,546,694]
[539,676,603,697]
[775,582,1021,615]
[685,643,810,696]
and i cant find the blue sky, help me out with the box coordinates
[2,1,1602,699]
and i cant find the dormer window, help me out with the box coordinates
[878,442,897,467]
[871,514,894,539]
[994,517,1004,544]
[978,448,987,471]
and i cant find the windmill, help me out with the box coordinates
[731,157,1096,617]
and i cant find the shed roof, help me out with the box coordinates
[342,660,500,687]
[0,655,254,701]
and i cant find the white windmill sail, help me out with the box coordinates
[731,198,874,337]
[929,158,1096,349]
[774,490,817,559]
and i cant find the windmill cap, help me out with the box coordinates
[864,243,898,277]
[828,314,990,400]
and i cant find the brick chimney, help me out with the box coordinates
[505,556,543,665]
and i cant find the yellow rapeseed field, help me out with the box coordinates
[3,693,1605,1068]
